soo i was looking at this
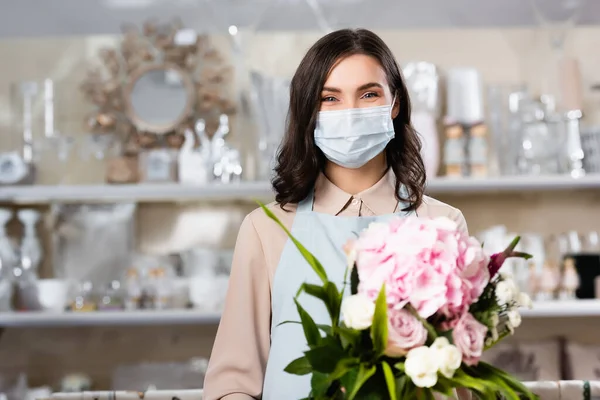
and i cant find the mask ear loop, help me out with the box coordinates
[389,94,397,119]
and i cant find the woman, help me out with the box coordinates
[204,28,470,400]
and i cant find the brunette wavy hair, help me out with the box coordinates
[272,28,426,211]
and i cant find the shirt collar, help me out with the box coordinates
[313,169,398,215]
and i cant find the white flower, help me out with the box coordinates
[431,337,462,378]
[347,248,357,270]
[343,239,357,271]
[495,279,518,306]
[517,292,533,309]
[490,312,500,341]
[366,222,388,232]
[341,294,375,330]
[404,346,439,388]
[485,337,495,348]
[507,309,522,331]
[431,336,451,350]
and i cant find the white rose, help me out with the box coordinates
[517,292,533,309]
[341,294,375,330]
[431,337,462,378]
[405,346,439,388]
[495,279,518,306]
[507,309,522,331]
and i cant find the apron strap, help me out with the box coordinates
[297,189,315,213]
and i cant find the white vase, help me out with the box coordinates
[412,111,440,177]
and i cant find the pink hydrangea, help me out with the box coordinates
[353,216,490,321]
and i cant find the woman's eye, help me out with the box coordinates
[321,96,337,102]
[363,92,379,99]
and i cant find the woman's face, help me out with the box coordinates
[320,54,399,118]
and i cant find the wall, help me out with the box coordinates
[1,26,600,389]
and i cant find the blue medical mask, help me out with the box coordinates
[314,101,395,169]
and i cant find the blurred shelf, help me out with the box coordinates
[0,309,221,327]
[0,181,274,204]
[426,174,600,194]
[2,0,600,39]
[1,300,598,328]
[522,300,600,318]
[2,175,599,204]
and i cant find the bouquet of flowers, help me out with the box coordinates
[262,204,538,400]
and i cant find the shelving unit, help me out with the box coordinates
[0,300,596,328]
[2,174,600,204]
[0,181,274,204]
[520,300,600,318]
[0,310,221,328]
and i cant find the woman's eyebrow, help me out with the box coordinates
[356,82,383,91]
[321,82,383,93]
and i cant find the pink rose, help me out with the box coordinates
[385,308,428,357]
[452,312,488,366]
[460,238,490,301]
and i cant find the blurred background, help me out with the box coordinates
[0,0,600,398]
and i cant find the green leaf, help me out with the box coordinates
[393,362,405,373]
[324,281,343,326]
[433,376,456,397]
[512,251,532,260]
[350,265,359,295]
[476,362,538,400]
[304,342,345,373]
[327,357,361,382]
[338,325,361,348]
[284,356,313,375]
[381,361,398,400]
[318,324,334,336]
[347,364,377,400]
[395,375,409,399]
[371,284,388,355]
[276,320,336,340]
[276,319,300,328]
[295,298,321,346]
[310,371,330,396]
[302,283,327,300]
[298,282,342,328]
[416,388,436,400]
[451,369,494,396]
[491,378,520,400]
[340,366,359,395]
[260,202,328,284]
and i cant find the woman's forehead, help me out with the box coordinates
[323,54,388,90]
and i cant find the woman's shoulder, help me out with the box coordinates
[418,195,462,216]
[418,195,468,235]
[243,201,299,238]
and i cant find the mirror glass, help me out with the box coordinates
[129,68,190,132]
